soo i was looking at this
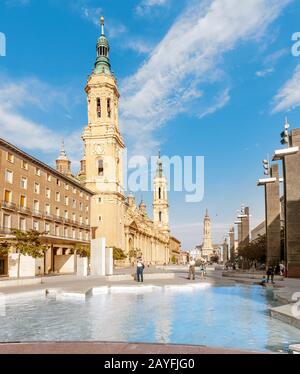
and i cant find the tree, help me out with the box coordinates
[171,255,177,264]
[238,234,266,268]
[0,240,10,257]
[210,255,219,264]
[75,244,90,258]
[113,247,126,261]
[11,229,47,278]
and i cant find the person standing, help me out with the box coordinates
[188,257,196,280]
[200,262,205,279]
[266,266,275,284]
[136,258,144,283]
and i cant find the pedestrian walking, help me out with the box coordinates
[136,258,144,282]
[188,257,196,280]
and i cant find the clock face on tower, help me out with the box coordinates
[93,143,105,155]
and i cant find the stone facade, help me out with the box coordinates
[201,209,214,260]
[0,139,92,277]
[80,19,180,265]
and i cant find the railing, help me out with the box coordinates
[44,212,54,220]
[54,215,63,223]
[1,201,16,211]
[32,209,42,218]
[17,205,31,215]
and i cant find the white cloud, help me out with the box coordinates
[121,0,291,156]
[198,88,230,119]
[136,0,169,16]
[273,63,300,113]
[0,76,83,169]
[255,68,274,77]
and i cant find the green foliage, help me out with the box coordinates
[75,244,90,258]
[128,249,142,260]
[0,240,10,256]
[238,234,266,263]
[11,229,47,258]
[171,255,177,264]
[113,247,126,261]
[210,255,219,263]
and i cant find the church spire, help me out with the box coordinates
[156,151,163,177]
[94,16,111,75]
[56,140,71,176]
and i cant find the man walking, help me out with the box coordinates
[136,257,144,283]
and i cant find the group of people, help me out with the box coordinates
[187,258,206,280]
[260,263,286,286]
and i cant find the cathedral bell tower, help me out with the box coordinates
[153,153,169,234]
[82,17,125,248]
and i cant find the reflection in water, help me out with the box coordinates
[0,285,300,352]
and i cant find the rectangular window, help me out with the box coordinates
[55,207,60,217]
[34,182,40,194]
[55,225,60,236]
[45,222,50,234]
[64,227,68,238]
[79,202,83,211]
[47,174,51,182]
[45,203,50,215]
[79,231,83,240]
[4,190,11,202]
[80,191,83,198]
[33,220,39,231]
[65,183,69,190]
[7,152,14,163]
[33,200,39,211]
[21,176,27,189]
[72,229,76,239]
[56,179,60,186]
[64,210,68,219]
[56,192,60,202]
[79,216,83,224]
[64,196,69,206]
[73,187,76,194]
[35,167,41,176]
[21,160,28,170]
[20,195,26,208]
[72,213,76,222]
[86,217,89,225]
[72,199,76,209]
[5,169,13,184]
[98,159,104,176]
[19,217,26,231]
[46,188,51,199]
[3,214,11,229]
[97,98,101,118]
[107,98,111,118]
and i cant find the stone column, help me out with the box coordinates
[240,207,250,247]
[223,238,229,263]
[258,164,281,267]
[229,227,235,261]
[273,129,300,277]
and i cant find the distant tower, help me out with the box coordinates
[56,140,72,176]
[153,153,169,234]
[202,209,213,260]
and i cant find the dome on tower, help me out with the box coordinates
[94,16,111,75]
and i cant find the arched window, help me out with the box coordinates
[159,211,162,222]
[158,187,161,200]
[98,159,104,176]
[97,98,101,118]
[107,98,111,118]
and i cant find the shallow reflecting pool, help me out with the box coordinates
[1,285,300,352]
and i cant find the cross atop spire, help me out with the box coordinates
[100,16,105,35]
[57,139,68,161]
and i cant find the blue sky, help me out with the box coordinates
[1,0,300,249]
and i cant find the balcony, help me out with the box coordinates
[64,218,73,225]
[1,201,16,211]
[32,210,43,218]
[54,215,63,223]
[18,205,31,215]
[44,212,54,220]
[0,227,12,235]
